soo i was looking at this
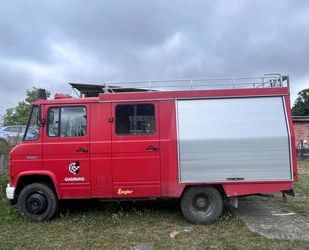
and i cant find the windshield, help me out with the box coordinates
[23,106,40,141]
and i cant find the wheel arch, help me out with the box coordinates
[15,171,60,199]
[181,184,227,198]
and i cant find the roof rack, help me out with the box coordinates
[70,73,289,97]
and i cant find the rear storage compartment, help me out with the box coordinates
[176,96,292,182]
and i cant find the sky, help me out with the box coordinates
[0,0,309,119]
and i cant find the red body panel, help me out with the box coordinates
[10,143,42,185]
[111,101,161,198]
[89,102,113,198]
[9,87,297,199]
[42,104,91,199]
[159,100,185,197]
[223,181,293,197]
[284,95,298,181]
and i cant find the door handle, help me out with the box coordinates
[146,145,159,151]
[76,148,88,153]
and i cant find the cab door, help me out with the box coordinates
[42,105,90,198]
[112,101,161,198]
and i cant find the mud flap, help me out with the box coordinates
[282,189,295,197]
[226,196,238,208]
[282,189,295,201]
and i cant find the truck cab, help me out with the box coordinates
[7,95,166,221]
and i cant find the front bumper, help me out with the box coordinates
[6,184,15,200]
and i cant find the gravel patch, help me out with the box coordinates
[237,198,309,241]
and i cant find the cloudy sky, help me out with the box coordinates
[1,0,309,118]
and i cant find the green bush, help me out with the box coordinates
[0,138,18,172]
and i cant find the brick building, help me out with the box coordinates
[293,116,309,153]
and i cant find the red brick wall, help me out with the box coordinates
[293,121,309,148]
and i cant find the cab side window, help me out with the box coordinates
[47,106,87,137]
[115,104,155,135]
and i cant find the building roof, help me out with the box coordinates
[293,116,309,122]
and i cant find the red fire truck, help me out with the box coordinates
[6,74,297,223]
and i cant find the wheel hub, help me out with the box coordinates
[196,198,207,208]
[26,193,47,214]
[193,195,210,211]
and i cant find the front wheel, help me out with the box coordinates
[181,186,223,224]
[17,183,58,221]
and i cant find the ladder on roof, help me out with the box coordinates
[70,73,289,96]
[101,73,289,93]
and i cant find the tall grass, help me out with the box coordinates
[0,135,21,172]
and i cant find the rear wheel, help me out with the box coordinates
[17,183,58,221]
[181,186,223,224]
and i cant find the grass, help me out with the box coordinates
[0,161,308,249]
[0,141,14,172]
[265,159,309,218]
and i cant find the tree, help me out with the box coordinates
[3,87,50,125]
[292,88,309,116]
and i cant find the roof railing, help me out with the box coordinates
[70,73,289,96]
[102,73,289,92]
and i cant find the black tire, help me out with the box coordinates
[17,183,58,221]
[181,186,223,224]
